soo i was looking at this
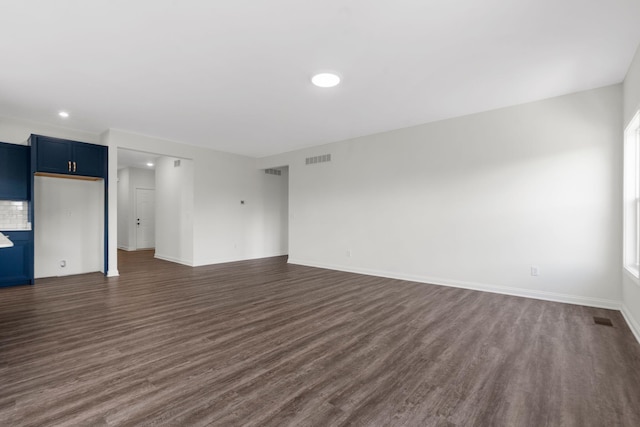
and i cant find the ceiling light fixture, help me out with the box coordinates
[311,73,341,88]
[146,162,154,167]
[58,111,69,118]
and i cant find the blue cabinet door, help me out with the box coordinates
[0,231,33,287]
[0,142,30,200]
[73,142,105,178]
[33,135,73,175]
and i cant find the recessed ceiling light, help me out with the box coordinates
[146,162,154,167]
[311,73,341,88]
[58,111,69,118]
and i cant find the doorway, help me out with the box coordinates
[135,188,155,249]
[117,148,194,267]
[262,165,289,256]
[116,150,156,252]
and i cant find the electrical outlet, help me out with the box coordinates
[346,250,352,257]
[60,260,66,268]
[531,265,539,276]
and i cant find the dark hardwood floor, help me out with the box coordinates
[1,250,640,426]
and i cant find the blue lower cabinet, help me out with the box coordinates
[0,231,34,287]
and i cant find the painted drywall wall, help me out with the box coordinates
[34,176,104,278]
[260,85,623,308]
[154,157,194,264]
[117,168,130,249]
[188,146,279,265]
[103,129,288,274]
[260,167,289,256]
[130,167,155,189]
[622,44,640,342]
[117,166,155,251]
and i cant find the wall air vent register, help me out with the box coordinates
[305,154,331,165]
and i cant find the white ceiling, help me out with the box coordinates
[1,1,639,158]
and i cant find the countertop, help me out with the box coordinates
[0,233,14,248]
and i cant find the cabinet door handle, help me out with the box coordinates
[73,161,77,172]
[68,161,72,172]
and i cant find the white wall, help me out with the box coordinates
[154,157,194,264]
[34,176,104,278]
[117,168,130,249]
[260,85,623,308]
[117,166,155,251]
[189,146,275,265]
[622,44,640,341]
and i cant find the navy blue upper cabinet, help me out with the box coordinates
[30,135,106,178]
[34,136,72,175]
[74,142,106,177]
[0,142,30,200]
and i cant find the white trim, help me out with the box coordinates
[621,304,640,345]
[624,110,640,279]
[288,258,621,310]
[624,267,640,285]
[107,269,119,277]
[192,252,289,267]
[117,245,135,251]
[154,253,194,267]
[155,252,289,267]
[625,110,640,134]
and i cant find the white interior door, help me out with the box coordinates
[136,188,155,249]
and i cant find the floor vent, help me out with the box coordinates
[305,154,331,165]
[593,317,613,327]
[265,168,282,176]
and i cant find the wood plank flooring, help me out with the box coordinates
[1,250,640,426]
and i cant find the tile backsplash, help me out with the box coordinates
[0,201,30,230]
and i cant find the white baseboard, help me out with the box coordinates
[154,252,288,268]
[154,253,194,267]
[107,269,119,277]
[288,258,621,311]
[621,304,640,345]
[192,252,288,267]
[117,245,135,251]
